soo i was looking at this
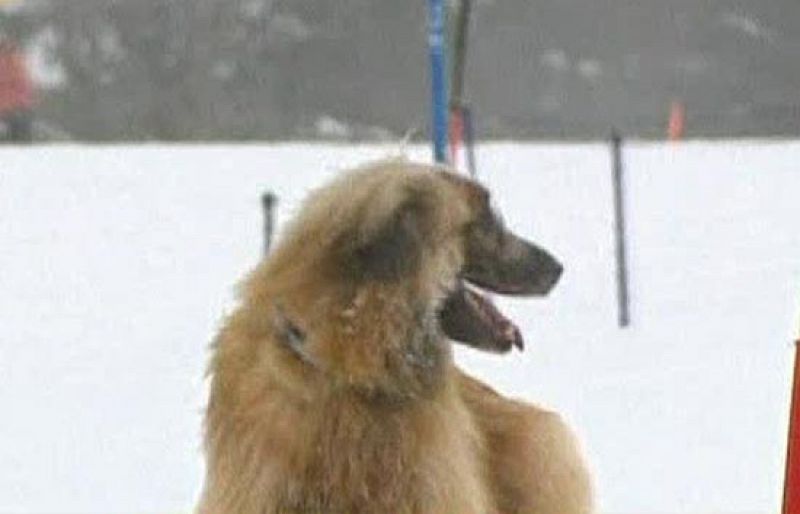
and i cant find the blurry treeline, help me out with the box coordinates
[4,0,414,141]
[2,0,800,141]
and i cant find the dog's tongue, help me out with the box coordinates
[463,287,524,351]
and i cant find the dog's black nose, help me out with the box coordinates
[539,259,563,293]
[553,261,564,283]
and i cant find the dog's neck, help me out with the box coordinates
[270,284,452,402]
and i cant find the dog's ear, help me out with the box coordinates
[350,195,431,282]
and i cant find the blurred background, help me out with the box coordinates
[2,1,800,514]
[2,0,800,142]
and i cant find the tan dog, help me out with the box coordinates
[198,159,593,514]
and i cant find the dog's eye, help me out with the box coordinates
[465,211,503,249]
[476,207,495,227]
[464,214,490,237]
[480,210,504,233]
[491,212,507,245]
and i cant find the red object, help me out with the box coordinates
[0,42,35,115]
[449,107,464,168]
[785,340,800,514]
[667,100,685,141]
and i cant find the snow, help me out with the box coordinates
[1,141,799,514]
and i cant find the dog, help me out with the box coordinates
[197,159,593,514]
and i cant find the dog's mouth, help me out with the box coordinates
[439,282,524,352]
[437,220,563,353]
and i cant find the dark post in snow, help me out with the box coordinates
[261,192,277,256]
[448,0,478,178]
[449,0,471,111]
[611,130,631,328]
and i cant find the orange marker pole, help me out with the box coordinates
[667,100,685,141]
[449,107,464,170]
[785,336,800,514]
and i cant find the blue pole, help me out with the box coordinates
[427,0,448,163]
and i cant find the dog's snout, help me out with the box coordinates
[462,224,564,296]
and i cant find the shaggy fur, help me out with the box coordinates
[197,160,593,514]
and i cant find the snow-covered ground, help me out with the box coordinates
[1,142,798,514]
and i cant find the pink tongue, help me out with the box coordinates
[465,288,524,351]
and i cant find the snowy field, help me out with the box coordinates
[1,142,799,514]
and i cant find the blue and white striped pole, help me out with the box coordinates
[427,0,449,163]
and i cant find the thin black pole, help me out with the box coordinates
[448,0,478,176]
[611,130,631,327]
[462,105,478,178]
[261,192,277,256]
[449,0,472,110]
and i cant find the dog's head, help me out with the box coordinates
[316,160,563,353]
